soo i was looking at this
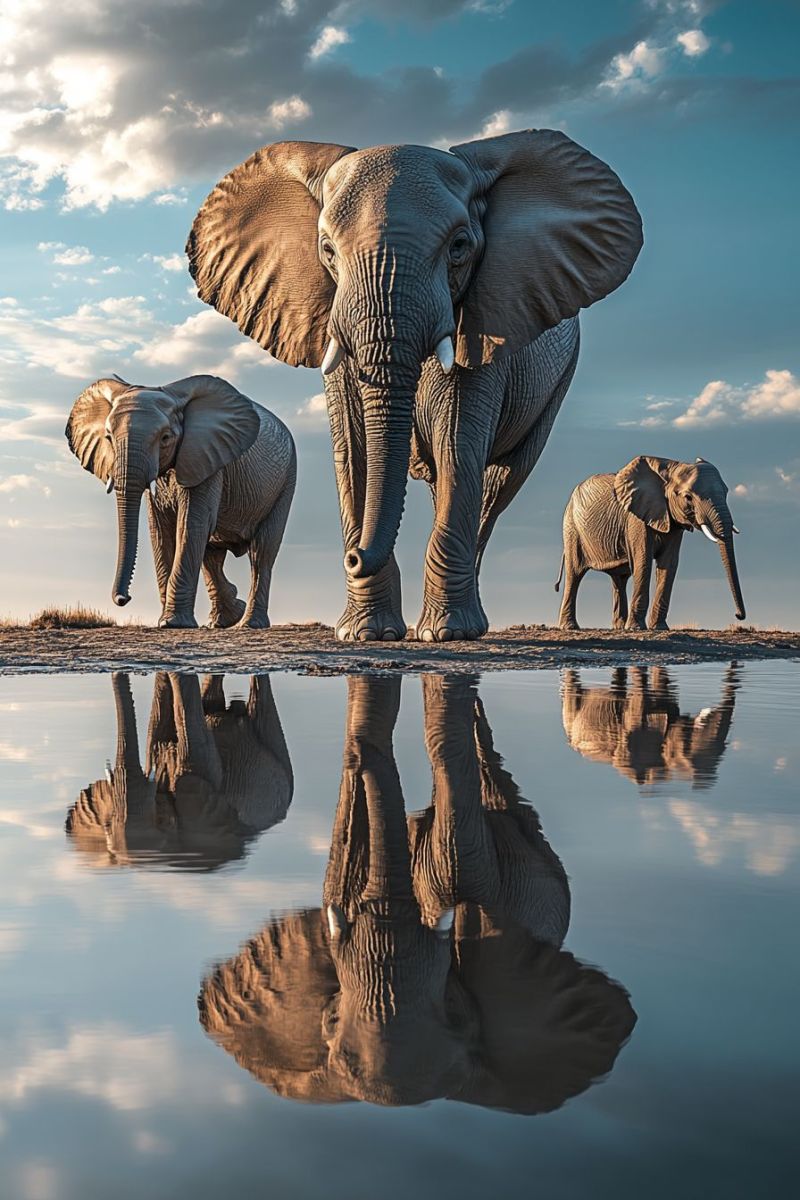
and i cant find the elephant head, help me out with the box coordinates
[199,674,635,1111]
[66,672,293,870]
[187,133,642,580]
[561,664,740,789]
[65,374,259,607]
[614,455,746,621]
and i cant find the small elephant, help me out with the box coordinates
[66,671,293,871]
[200,674,635,1111]
[555,456,745,631]
[66,374,296,628]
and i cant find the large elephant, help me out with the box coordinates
[66,374,296,627]
[187,132,642,641]
[199,675,635,1110]
[555,456,745,630]
[66,672,293,870]
[561,664,740,788]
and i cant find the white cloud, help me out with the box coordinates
[295,392,328,428]
[669,799,800,876]
[308,25,351,60]
[133,308,273,378]
[153,192,187,207]
[676,28,710,56]
[141,253,184,273]
[0,474,51,496]
[479,109,512,137]
[268,95,312,129]
[628,370,800,429]
[604,40,665,89]
[37,242,94,267]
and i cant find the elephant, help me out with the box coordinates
[66,671,293,870]
[555,455,745,631]
[187,130,643,642]
[199,674,635,1111]
[66,374,296,628]
[561,663,740,788]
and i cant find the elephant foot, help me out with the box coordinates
[207,598,246,629]
[415,599,488,642]
[159,611,198,629]
[648,619,669,631]
[237,610,270,630]
[559,621,580,632]
[336,601,406,642]
[625,619,647,632]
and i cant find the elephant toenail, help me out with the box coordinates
[421,629,434,642]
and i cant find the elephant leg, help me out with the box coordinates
[417,452,486,641]
[238,475,295,629]
[146,494,177,611]
[203,546,245,629]
[326,372,406,642]
[610,570,630,630]
[648,532,683,630]
[558,559,587,630]
[161,478,222,629]
[626,536,654,631]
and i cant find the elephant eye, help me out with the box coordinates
[449,231,471,265]
[319,238,337,267]
[161,431,172,444]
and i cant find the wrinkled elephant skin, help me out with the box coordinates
[187,132,643,641]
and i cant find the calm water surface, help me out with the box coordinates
[0,663,797,1200]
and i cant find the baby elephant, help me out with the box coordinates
[555,456,745,631]
[67,374,295,628]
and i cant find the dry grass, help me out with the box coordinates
[0,606,117,630]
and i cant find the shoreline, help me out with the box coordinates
[0,624,797,676]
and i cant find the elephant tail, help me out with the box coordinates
[554,554,565,593]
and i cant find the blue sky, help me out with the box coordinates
[0,0,798,628]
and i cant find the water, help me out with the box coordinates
[0,662,797,1200]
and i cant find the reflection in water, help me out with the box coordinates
[66,672,293,870]
[200,675,635,1112]
[561,664,740,788]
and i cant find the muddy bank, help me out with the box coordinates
[0,623,797,676]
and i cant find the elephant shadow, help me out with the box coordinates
[66,672,293,871]
[199,674,635,1112]
[561,663,740,789]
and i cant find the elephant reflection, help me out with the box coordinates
[67,672,292,869]
[200,675,634,1112]
[561,663,739,788]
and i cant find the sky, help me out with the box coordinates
[0,0,798,630]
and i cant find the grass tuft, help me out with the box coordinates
[28,605,117,630]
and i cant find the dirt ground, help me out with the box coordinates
[0,623,797,675]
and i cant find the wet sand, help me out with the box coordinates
[0,623,797,675]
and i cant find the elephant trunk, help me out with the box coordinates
[339,253,434,580]
[719,536,746,622]
[111,440,149,606]
[702,501,745,621]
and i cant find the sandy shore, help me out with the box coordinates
[0,623,797,675]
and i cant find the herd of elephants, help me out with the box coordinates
[68,664,739,1110]
[65,129,745,636]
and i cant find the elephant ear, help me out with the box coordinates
[187,141,356,367]
[454,924,636,1114]
[198,909,346,1103]
[65,376,129,482]
[613,456,671,533]
[165,375,261,488]
[450,130,643,367]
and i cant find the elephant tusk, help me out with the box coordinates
[104,760,113,783]
[327,904,346,940]
[106,477,114,494]
[435,336,455,374]
[321,337,344,376]
[147,767,155,782]
[733,524,740,534]
[700,523,720,543]
[434,908,455,937]
[149,480,157,498]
